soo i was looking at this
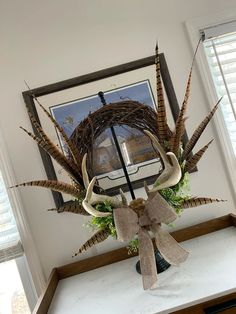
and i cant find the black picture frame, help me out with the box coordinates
[22,53,191,208]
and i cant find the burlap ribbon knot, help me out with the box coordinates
[113,192,189,290]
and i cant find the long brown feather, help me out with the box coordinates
[181,197,225,209]
[155,44,170,143]
[11,180,81,198]
[27,111,48,141]
[170,68,194,155]
[182,99,221,161]
[48,200,89,215]
[33,97,81,167]
[27,113,79,176]
[169,42,200,156]
[73,229,110,256]
[21,122,80,178]
[169,117,187,157]
[180,39,201,113]
[184,139,213,173]
[20,126,83,184]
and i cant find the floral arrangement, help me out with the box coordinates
[13,45,224,289]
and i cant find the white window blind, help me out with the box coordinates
[202,22,236,155]
[0,161,23,263]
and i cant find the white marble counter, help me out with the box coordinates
[49,227,236,314]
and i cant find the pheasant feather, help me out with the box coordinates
[27,111,48,142]
[181,197,225,209]
[155,44,170,143]
[32,97,81,168]
[168,41,201,157]
[27,113,80,178]
[180,39,200,116]
[20,126,83,184]
[21,123,80,178]
[73,229,110,256]
[12,180,81,198]
[48,200,89,216]
[182,100,221,161]
[184,139,213,173]
[169,117,187,157]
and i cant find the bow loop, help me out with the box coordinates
[152,224,189,265]
[145,191,177,224]
[113,207,139,241]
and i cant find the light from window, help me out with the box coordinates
[0,259,30,314]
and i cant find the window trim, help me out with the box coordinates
[16,255,38,311]
[185,11,236,207]
[0,128,46,299]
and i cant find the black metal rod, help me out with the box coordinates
[98,91,135,200]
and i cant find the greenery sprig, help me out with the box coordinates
[159,171,191,215]
[86,201,117,238]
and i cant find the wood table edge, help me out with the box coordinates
[171,291,236,313]
[33,268,59,314]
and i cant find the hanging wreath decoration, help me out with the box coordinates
[12,45,225,290]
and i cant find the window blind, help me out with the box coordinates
[0,168,23,263]
[202,23,236,155]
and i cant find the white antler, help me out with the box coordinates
[82,154,121,217]
[119,189,128,206]
[144,130,182,192]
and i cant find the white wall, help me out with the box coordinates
[1,0,236,280]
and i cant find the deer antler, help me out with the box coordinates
[144,130,182,192]
[81,154,121,217]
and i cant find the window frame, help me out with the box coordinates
[0,128,46,307]
[16,255,38,310]
[186,11,236,207]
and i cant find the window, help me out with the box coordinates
[0,129,40,312]
[201,22,236,155]
[0,259,30,313]
[0,171,22,263]
[0,156,32,313]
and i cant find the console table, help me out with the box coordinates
[33,214,236,314]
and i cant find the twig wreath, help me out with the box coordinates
[13,45,225,290]
[70,101,159,177]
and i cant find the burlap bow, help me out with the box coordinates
[113,192,189,290]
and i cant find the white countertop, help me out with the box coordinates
[48,227,236,314]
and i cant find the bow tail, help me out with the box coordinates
[152,224,189,265]
[138,228,158,290]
